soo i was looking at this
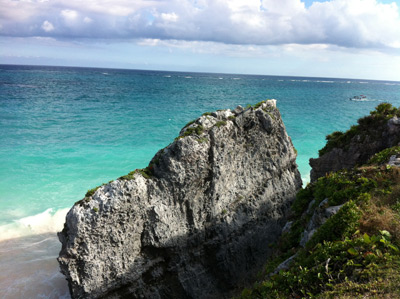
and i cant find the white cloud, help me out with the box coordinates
[0,0,399,51]
[160,12,178,22]
[41,20,54,32]
[61,9,78,21]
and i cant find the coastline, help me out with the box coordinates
[0,233,69,299]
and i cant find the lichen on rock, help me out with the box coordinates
[58,100,302,298]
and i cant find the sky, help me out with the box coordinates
[1,0,400,80]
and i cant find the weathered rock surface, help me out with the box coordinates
[310,116,400,182]
[58,100,302,298]
[299,198,343,247]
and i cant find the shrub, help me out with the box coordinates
[291,186,314,217]
[183,119,196,128]
[184,125,204,136]
[175,125,205,141]
[306,200,361,249]
[368,146,400,165]
[318,103,400,157]
[85,186,100,197]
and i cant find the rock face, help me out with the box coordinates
[310,115,400,182]
[58,100,302,298]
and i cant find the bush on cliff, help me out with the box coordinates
[240,149,400,298]
[319,103,400,157]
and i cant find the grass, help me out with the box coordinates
[119,167,153,180]
[368,146,400,165]
[85,186,101,197]
[239,154,400,298]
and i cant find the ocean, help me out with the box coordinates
[1,64,399,298]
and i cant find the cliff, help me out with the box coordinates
[310,103,400,181]
[58,100,302,298]
[240,103,400,298]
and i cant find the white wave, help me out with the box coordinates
[350,98,378,102]
[302,174,310,186]
[359,81,369,84]
[0,208,70,242]
[232,78,241,80]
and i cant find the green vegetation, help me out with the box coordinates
[319,103,400,157]
[240,156,400,298]
[175,124,205,141]
[85,186,101,198]
[183,119,196,128]
[119,167,153,180]
[228,115,236,120]
[253,99,274,109]
[368,145,400,165]
[202,112,213,116]
[254,100,267,109]
[215,120,227,128]
[197,137,209,144]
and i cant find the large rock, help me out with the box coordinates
[58,100,302,298]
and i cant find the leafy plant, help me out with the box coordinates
[368,146,400,165]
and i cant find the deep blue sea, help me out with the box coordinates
[1,64,399,298]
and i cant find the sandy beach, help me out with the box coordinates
[0,233,69,299]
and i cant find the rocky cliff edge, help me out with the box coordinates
[58,100,302,298]
[310,103,400,182]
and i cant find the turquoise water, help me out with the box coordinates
[0,65,399,297]
[1,65,400,232]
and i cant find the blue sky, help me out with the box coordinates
[1,0,400,80]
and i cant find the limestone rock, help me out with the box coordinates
[299,198,344,247]
[58,101,302,298]
[388,154,400,167]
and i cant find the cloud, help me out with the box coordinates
[0,0,399,50]
[41,20,54,32]
[61,9,79,21]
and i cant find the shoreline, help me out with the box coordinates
[0,233,70,299]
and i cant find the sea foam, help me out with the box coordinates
[0,208,69,242]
